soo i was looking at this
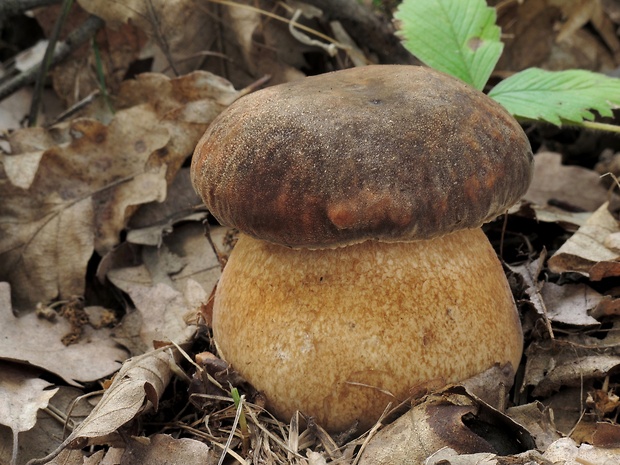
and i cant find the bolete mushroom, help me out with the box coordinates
[191,65,533,433]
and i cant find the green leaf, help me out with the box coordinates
[394,0,503,90]
[489,68,620,126]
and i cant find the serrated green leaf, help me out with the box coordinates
[488,68,620,126]
[394,0,503,90]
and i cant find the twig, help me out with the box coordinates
[0,15,105,103]
[145,0,180,76]
[302,0,418,65]
[28,0,74,126]
[0,0,61,21]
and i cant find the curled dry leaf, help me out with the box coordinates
[506,402,562,450]
[548,202,620,280]
[39,348,178,461]
[106,222,221,352]
[524,340,620,397]
[0,282,127,387]
[357,386,534,465]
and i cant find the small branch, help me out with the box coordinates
[0,14,105,103]
[516,117,620,134]
[302,0,418,65]
[28,0,75,126]
[0,0,61,21]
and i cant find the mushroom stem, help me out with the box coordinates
[213,228,523,433]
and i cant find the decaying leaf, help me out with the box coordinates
[525,340,620,397]
[541,282,602,326]
[77,0,217,76]
[0,385,95,465]
[525,152,613,212]
[118,434,217,465]
[496,0,617,72]
[106,222,221,353]
[357,386,534,465]
[0,282,128,387]
[0,71,239,311]
[126,168,206,247]
[506,402,562,450]
[0,362,58,465]
[36,347,178,463]
[543,437,620,464]
[548,202,620,279]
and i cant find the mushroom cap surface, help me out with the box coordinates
[191,65,533,248]
[213,229,523,432]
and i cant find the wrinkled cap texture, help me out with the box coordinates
[191,65,534,248]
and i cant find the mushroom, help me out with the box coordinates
[191,65,533,433]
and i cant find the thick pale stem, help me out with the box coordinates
[213,228,523,432]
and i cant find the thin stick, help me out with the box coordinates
[0,0,61,20]
[28,0,75,126]
[0,15,104,103]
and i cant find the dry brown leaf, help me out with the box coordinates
[552,0,620,57]
[555,0,600,43]
[106,223,220,353]
[543,437,620,464]
[357,386,533,465]
[77,0,216,76]
[548,203,620,279]
[525,340,620,397]
[34,3,147,107]
[0,385,94,465]
[528,205,590,231]
[0,282,128,386]
[49,348,176,455]
[1,71,239,311]
[113,280,199,350]
[0,362,58,465]
[525,152,612,212]
[1,108,169,310]
[541,282,602,326]
[506,402,561,450]
[496,0,617,72]
[118,434,216,465]
[127,168,205,246]
[424,449,498,465]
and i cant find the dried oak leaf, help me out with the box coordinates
[119,434,216,465]
[1,71,239,311]
[540,282,602,326]
[525,152,613,212]
[0,362,58,465]
[77,0,217,76]
[357,386,534,465]
[0,385,94,465]
[106,222,221,353]
[0,282,128,386]
[524,339,620,397]
[548,202,620,280]
[34,348,177,465]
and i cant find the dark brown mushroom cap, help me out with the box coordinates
[191,65,533,248]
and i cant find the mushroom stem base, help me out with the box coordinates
[212,229,523,433]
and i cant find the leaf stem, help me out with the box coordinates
[515,117,620,134]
